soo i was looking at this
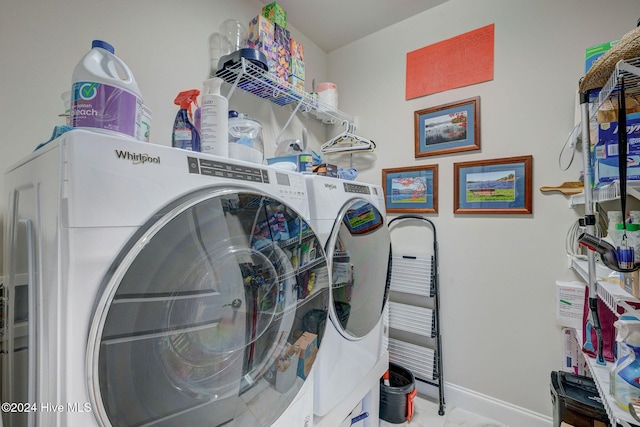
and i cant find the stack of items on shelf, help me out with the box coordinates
[593,112,640,186]
[248,2,306,91]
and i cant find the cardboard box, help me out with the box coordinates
[294,332,318,379]
[274,24,290,85]
[289,37,305,91]
[622,269,640,299]
[262,2,286,28]
[289,75,305,93]
[267,154,313,174]
[248,15,277,76]
[585,40,618,73]
[594,112,640,184]
[312,163,338,178]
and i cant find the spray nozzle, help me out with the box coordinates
[174,89,201,121]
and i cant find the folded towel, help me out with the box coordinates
[338,167,358,180]
[34,125,74,151]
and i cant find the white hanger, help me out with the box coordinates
[320,120,376,154]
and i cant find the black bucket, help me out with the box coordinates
[380,362,416,424]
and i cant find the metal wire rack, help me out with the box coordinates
[215,57,355,126]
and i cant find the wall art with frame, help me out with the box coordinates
[382,165,438,213]
[414,97,480,158]
[453,155,532,214]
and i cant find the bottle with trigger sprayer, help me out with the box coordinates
[200,77,228,157]
[172,89,201,152]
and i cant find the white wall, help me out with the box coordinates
[328,0,640,423]
[1,0,639,425]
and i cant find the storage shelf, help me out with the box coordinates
[216,58,355,125]
[567,56,640,152]
[569,181,640,207]
[570,256,640,426]
[570,256,640,318]
[590,57,640,119]
[576,327,640,427]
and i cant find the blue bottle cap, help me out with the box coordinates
[228,110,238,118]
[92,40,115,54]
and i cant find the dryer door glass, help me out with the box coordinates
[327,199,391,339]
[88,190,329,427]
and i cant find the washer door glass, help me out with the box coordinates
[88,189,329,427]
[327,199,391,339]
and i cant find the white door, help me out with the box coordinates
[87,188,329,426]
[326,199,391,340]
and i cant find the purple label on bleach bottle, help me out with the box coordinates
[71,81,138,137]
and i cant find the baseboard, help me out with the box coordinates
[416,380,553,427]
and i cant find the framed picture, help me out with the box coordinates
[453,155,532,214]
[382,165,438,213]
[414,97,480,158]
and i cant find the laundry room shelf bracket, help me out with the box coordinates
[387,214,445,416]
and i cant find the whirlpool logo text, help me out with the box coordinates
[115,150,160,165]
[323,183,337,190]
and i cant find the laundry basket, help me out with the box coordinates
[380,362,417,423]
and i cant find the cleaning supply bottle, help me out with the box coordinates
[172,89,201,152]
[71,40,143,138]
[200,77,228,157]
[611,316,640,411]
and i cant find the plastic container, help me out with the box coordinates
[316,82,338,112]
[611,316,640,411]
[71,40,143,138]
[200,78,228,157]
[379,362,417,424]
[228,110,264,164]
[550,371,609,427]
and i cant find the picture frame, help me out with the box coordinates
[414,96,481,158]
[453,155,532,214]
[382,165,438,213]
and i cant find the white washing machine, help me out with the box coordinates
[1,130,331,427]
[304,175,391,424]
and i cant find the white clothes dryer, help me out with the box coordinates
[304,175,391,422]
[1,130,330,427]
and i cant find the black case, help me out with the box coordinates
[550,371,610,427]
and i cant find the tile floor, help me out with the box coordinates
[379,396,507,427]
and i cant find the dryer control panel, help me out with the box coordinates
[188,157,269,183]
[343,182,371,195]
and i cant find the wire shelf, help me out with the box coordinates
[591,57,640,119]
[215,58,354,125]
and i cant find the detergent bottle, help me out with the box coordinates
[200,77,228,157]
[611,316,640,411]
[71,40,143,138]
[172,89,201,151]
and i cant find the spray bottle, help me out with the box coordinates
[172,89,201,152]
[200,77,228,157]
[611,316,640,411]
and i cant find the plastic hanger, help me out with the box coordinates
[320,120,376,154]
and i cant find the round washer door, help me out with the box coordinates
[326,199,391,340]
[87,188,329,427]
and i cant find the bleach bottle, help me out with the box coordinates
[172,89,200,152]
[611,316,640,411]
[71,40,143,138]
